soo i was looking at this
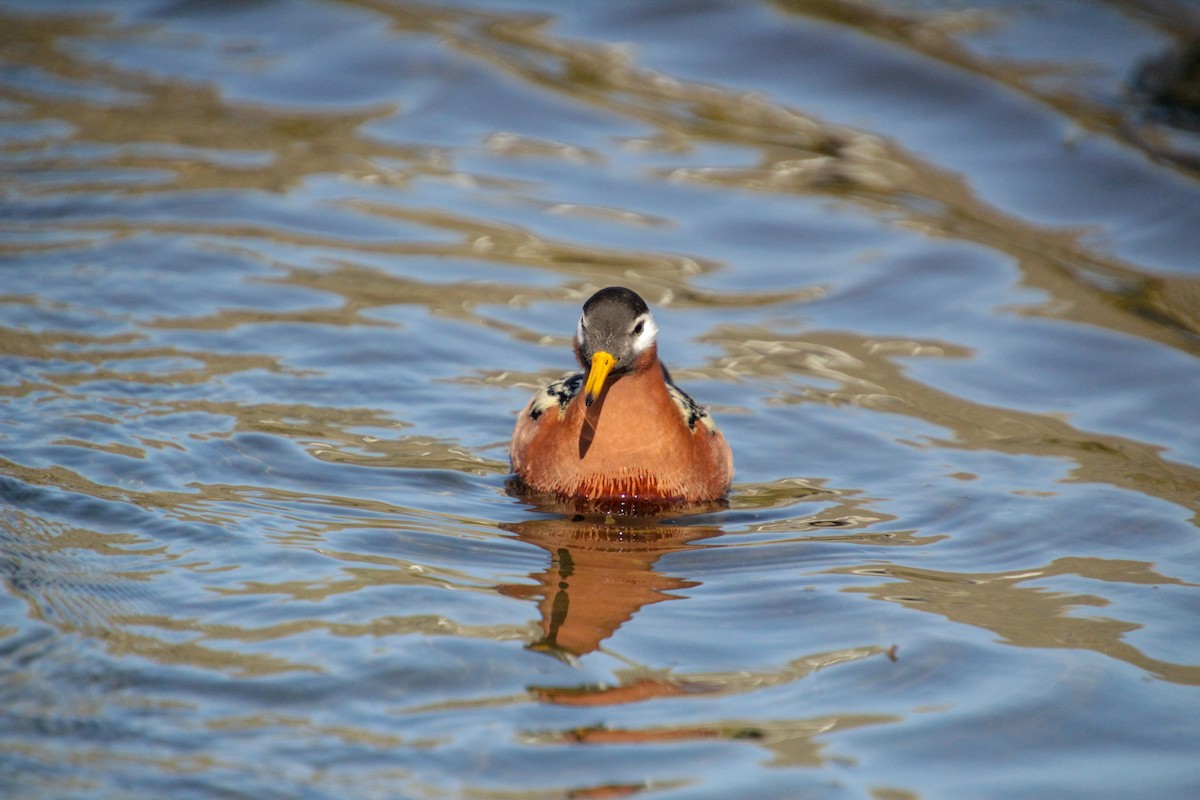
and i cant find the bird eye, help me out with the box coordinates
[632,321,644,336]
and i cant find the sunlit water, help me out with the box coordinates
[2,1,1200,798]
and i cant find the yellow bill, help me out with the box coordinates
[584,350,616,407]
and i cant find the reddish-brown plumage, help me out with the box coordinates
[510,288,733,510]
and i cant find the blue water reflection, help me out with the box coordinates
[2,1,1199,798]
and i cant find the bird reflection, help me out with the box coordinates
[499,515,721,660]
[499,513,899,749]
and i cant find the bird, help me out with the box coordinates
[510,286,733,511]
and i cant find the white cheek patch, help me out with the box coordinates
[631,312,658,353]
[576,315,586,348]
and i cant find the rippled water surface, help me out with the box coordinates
[3,1,1200,797]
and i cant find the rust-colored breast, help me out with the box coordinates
[510,363,732,509]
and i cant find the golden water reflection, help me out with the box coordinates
[836,557,1200,686]
[777,0,1200,180]
[6,1,1198,364]
[702,327,1200,524]
[2,2,1198,797]
[539,710,900,769]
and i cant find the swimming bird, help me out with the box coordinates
[510,287,733,510]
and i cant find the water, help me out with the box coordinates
[2,1,1199,797]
